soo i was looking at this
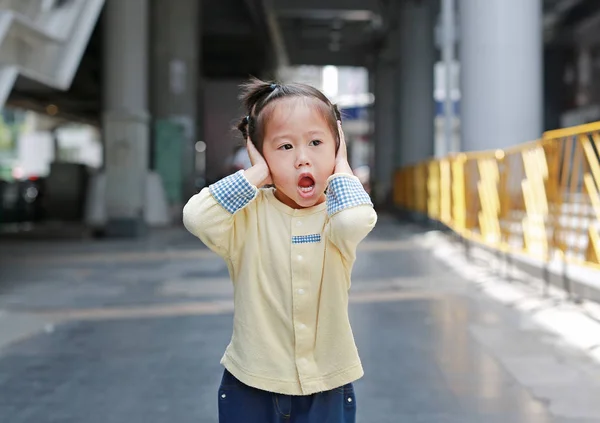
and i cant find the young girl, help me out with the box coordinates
[183,78,377,423]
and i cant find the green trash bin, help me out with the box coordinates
[154,119,184,205]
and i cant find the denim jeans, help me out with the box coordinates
[217,369,357,423]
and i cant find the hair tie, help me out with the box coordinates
[270,83,278,91]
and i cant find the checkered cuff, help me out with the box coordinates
[209,170,257,214]
[326,174,373,216]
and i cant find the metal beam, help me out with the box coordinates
[204,22,254,36]
[279,20,369,36]
[263,0,289,67]
[273,0,379,13]
[273,0,381,24]
[7,92,99,126]
[288,48,368,67]
[543,0,585,40]
[571,5,600,46]
[243,0,289,68]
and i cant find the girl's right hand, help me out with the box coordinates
[244,138,273,187]
[334,120,353,175]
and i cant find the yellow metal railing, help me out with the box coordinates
[394,121,600,270]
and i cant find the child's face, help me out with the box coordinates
[262,98,337,209]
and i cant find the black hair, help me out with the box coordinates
[236,77,342,153]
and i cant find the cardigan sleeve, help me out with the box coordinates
[182,170,257,259]
[324,173,378,262]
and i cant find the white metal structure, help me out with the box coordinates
[0,0,104,107]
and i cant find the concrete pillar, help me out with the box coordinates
[102,0,149,237]
[373,57,396,206]
[459,0,542,151]
[396,0,436,166]
[150,0,201,204]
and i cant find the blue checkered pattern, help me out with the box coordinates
[292,234,322,244]
[326,176,372,216]
[209,170,257,214]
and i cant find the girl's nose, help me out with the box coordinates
[295,149,310,168]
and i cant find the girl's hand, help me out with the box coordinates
[334,120,353,175]
[244,138,273,187]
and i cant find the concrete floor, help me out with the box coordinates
[1,216,600,423]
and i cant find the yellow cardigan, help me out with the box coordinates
[183,170,377,395]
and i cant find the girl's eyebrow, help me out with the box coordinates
[270,134,293,143]
[270,130,326,143]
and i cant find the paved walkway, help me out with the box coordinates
[2,216,600,422]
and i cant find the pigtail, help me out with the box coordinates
[332,103,342,122]
[237,115,250,140]
[239,77,279,116]
[236,77,281,146]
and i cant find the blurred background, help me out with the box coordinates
[2,1,600,422]
[0,0,588,236]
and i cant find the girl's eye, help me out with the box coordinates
[279,144,293,150]
[309,140,322,146]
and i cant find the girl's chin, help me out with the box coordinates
[295,190,326,207]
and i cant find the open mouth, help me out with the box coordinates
[297,174,316,197]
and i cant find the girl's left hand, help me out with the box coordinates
[334,120,353,175]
